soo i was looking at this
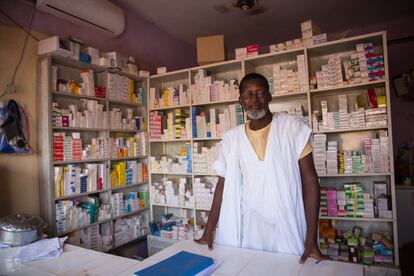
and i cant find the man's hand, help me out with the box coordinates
[299,240,323,264]
[194,177,224,251]
[194,230,215,250]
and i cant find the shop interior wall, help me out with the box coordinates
[0,0,197,218]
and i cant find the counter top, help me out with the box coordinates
[0,240,363,275]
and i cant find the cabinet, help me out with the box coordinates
[147,31,399,267]
[38,55,150,252]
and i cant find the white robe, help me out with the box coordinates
[213,112,311,255]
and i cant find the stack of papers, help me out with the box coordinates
[13,237,67,264]
[135,250,220,276]
[0,242,11,249]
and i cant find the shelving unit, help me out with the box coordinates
[146,31,399,267]
[39,54,151,253]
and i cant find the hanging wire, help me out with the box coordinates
[0,5,37,98]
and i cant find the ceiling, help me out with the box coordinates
[118,0,414,51]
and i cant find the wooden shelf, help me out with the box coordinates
[111,182,148,191]
[152,203,194,210]
[319,216,393,222]
[109,129,145,133]
[110,155,147,161]
[309,80,386,95]
[53,158,108,165]
[53,126,108,132]
[149,104,191,111]
[52,91,106,101]
[111,208,150,221]
[319,173,391,178]
[107,69,147,82]
[194,173,217,176]
[192,99,239,107]
[192,137,221,141]
[55,188,112,201]
[272,91,308,100]
[314,125,389,134]
[107,98,144,106]
[151,172,192,176]
[107,235,147,253]
[195,207,211,211]
[149,138,192,142]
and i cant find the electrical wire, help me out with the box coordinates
[0,7,40,41]
[0,5,37,98]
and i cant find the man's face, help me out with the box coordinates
[239,79,271,120]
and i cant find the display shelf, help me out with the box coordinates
[150,68,189,79]
[55,188,112,201]
[107,98,144,107]
[107,69,147,82]
[149,138,192,143]
[111,208,150,221]
[319,216,394,222]
[149,104,191,111]
[40,53,150,253]
[106,235,147,253]
[51,55,106,72]
[110,182,148,191]
[53,126,108,132]
[145,31,399,266]
[151,172,192,176]
[192,99,239,107]
[194,173,217,176]
[109,129,145,133]
[313,125,389,134]
[309,79,386,95]
[271,91,308,100]
[57,221,101,236]
[195,207,211,211]
[306,31,384,54]
[318,173,391,178]
[53,158,109,165]
[395,185,414,190]
[110,155,147,161]
[244,47,305,63]
[192,137,222,141]
[152,203,194,210]
[52,91,106,101]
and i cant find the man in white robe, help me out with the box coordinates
[195,73,322,263]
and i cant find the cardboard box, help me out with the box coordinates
[37,36,72,57]
[101,51,128,72]
[197,35,225,65]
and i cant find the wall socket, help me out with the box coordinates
[4,83,16,94]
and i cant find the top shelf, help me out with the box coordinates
[307,32,384,56]
[50,55,147,82]
[52,91,144,107]
[309,80,386,96]
[145,32,386,80]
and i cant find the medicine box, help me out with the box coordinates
[101,51,129,72]
[196,35,225,65]
[38,36,72,57]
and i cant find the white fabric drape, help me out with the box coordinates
[213,113,311,255]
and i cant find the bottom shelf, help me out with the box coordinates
[322,257,399,270]
[106,235,147,253]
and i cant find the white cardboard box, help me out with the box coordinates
[38,36,72,57]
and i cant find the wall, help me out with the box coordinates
[0,25,46,217]
[0,0,197,73]
[0,0,197,218]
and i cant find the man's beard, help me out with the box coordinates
[246,108,267,120]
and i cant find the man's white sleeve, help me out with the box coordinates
[213,137,229,178]
[289,116,312,160]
